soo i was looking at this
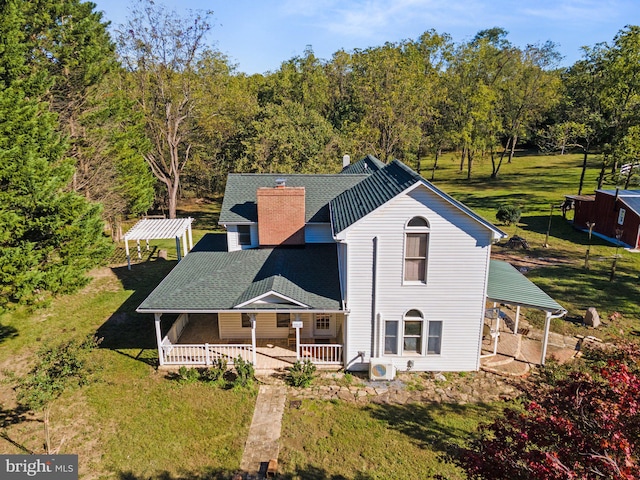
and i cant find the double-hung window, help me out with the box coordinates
[238,225,251,245]
[404,217,429,283]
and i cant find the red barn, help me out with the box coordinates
[565,189,640,249]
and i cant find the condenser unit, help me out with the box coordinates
[369,361,395,380]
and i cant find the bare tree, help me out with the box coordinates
[117,0,212,218]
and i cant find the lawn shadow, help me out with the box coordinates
[0,322,18,345]
[117,465,374,480]
[0,405,40,454]
[364,401,500,462]
[95,259,177,366]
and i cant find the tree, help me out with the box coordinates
[117,0,213,218]
[459,344,640,480]
[240,100,340,173]
[0,1,112,310]
[17,336,99,453]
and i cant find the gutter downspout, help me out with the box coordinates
[371,236,379,359]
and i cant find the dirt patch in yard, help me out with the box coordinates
[491,252,575,271]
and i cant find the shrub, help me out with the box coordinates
[200,358,228,386]
[286,360,316,388]
[177,366,200,384]
[17,336,101,411]
[496,205,522,225]
[233,356,254,388]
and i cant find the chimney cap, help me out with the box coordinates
[275,178,287,188]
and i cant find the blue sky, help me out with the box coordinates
[94,0,640,74]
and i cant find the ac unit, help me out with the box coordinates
[369,361,395,381]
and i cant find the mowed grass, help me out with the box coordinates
[424,151,640,339]
[279,399,501,480]
[0,255,254,479]
[0,152,638,479]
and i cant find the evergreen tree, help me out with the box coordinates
[0,0,112,309]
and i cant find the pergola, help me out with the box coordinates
[486,259,567,365]
[123,218,194,269]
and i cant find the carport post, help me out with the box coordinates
[514,306,521,334]
[541,312,551,365]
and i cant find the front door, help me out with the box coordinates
[313,313,335,337]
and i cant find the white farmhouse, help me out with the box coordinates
[137,155,565,375]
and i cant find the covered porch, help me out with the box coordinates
[481,259,568,368]
[154,311,345,370]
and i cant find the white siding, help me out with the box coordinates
[226,224,258,251]
[344,184,493,372]
[305,223,334,243]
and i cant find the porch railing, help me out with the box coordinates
[161,343,253,366]
[299,344,343,364]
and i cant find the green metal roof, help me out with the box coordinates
[330,160,421,233]
[219,174,367,224]
[487,260,566,313]
[330,160,505,238]
[137,237,342,312]
[340,154,386,174]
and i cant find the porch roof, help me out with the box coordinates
[487,259,566,313]
[137,237,342,313]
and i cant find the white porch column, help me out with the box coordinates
[125,239,131,270]
[295,319,301,360]
[187,219,193,251]
[541,311,551,365]
[250,314,257,366]
[514,305,521,334]
[154,314,164,366]
[182,231,189,258]
[493,313,501,356]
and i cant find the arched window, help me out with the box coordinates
[403,309,424,354]
[404,217,430,283]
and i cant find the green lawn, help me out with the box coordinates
[0,151,638,478]
[279,399,501,480]
[426,151,640,339]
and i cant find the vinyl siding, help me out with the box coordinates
[344,184,493,372]
[305,223,334,243]
[226,224,258,251]
[218,312,344,341]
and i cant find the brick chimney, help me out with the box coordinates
[257,181,305,246]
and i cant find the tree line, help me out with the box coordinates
[1,0,639,308]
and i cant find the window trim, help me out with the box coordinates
[237,225,251,246]
[426,320,442,355]
[276,313,290,328]
[618,208,626,226]
[384,320,399,355]
[383,310,442,357]
[403,217,430,284]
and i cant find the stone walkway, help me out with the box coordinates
[239,385,287,478]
